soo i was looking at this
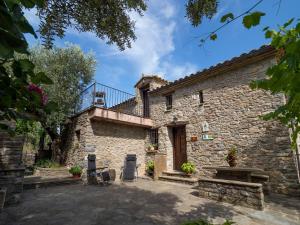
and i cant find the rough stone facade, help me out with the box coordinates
[65,48,299,195]
[63,112,147,179]
[0,129,25,205]
[198,178,264,210]
[149,58,299,195]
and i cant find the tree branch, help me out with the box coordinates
[197,0,264,46]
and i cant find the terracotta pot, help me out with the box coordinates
[72,174,81,178]
[228,160,237,167]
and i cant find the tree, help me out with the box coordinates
[0,0,56,134]
[36,0,147,49]
[30,44,96,158]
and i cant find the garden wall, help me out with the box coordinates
[0,129,25,205]
[198,178,264,210]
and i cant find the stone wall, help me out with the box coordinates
[198,178,264,210]
[149,58,299,195]
[63,111,147,179]
[0,129,25,205]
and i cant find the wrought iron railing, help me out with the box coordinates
[74,82,143,117]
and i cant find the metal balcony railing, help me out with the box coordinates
[74,82,142,117]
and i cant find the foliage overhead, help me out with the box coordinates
[185,0,218,27]
[30,44,96,138]
[37,0,147,49]
[250,20,300,148]
[0,0,56,134]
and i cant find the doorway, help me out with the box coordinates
[173,126,187,170]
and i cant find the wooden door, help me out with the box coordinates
[173,126,187,170]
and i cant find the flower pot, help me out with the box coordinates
[72,174,81,178]
[228,160,237,167]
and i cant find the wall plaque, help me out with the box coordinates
[191,136,198,142]
[202,134,214,141]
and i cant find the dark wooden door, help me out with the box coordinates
[173,126,187,170]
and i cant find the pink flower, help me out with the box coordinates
[27,83,48,106]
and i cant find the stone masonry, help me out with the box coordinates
[63,112,147,179]
[149,57,299,195]
[0,129,25,205]
[65,46,299,195]
[198,178,264,210]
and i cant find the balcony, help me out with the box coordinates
[75,82,153,128]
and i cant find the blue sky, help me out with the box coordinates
[25,0,300,94]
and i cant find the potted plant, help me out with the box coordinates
[146,160,154,176]
[181,162,196,175]
[147,144,158,152]
[69,165,82,178]
[225,147,238,167]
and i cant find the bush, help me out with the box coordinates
[146,160,154,172]
[181,162,196,174]
[35,159,61,168]
[69,165,82,175]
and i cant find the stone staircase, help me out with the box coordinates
[158,171,198,186]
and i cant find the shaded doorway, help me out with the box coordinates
[173,126,187,170]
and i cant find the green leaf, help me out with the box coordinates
[265,30,273,39]
[263,26,269,31]
[44,101,58,114]
[20,0,36,8]
[31,72,54,84]
[19,59,35,72]
[210,33,217,41]
[283,18,294,28]
[243,11,266,29]
[17,16,37,38]
[220,13,234,23]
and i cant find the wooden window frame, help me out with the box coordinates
[149,129,159,147]
[165,95,172,110]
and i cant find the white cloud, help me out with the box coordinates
[116,0,198,80]
[158,62,198,81]
[24,1,199,83]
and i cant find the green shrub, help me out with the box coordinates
[181,162,196,174]
[146,160,154,172]
[35,159,61,168]
[69,165,82,175]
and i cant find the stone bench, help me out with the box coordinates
[198,178,264,210]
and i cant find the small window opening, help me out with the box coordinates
[75,130,80,142]
[149,129,159,148]
[166,95,172,110]
[199,91,204,105]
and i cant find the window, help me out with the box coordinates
[199,91,204,105]
[149,129,159,146]
[75,130,80,142]
[166,95,172,110]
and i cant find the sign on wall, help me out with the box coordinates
[202,134,214,141]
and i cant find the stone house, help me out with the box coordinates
[63,45,299,195]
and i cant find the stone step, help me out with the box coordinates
[162,171,193,178]
[23,176,82,190]
[158,175,198,186]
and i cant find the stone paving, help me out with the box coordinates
[0,179,299,225]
